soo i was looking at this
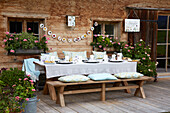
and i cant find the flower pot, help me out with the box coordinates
[21,96,40,113]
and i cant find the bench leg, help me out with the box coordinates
[134,81,146,98]
[101,83,106,101]
[48,84,57,101]
[122,81,131,93]
[56,86,65,107]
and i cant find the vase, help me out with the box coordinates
[21,96,40,113]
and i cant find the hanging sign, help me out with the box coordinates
[125,19,140,32]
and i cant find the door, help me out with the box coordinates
[157,15,170,72]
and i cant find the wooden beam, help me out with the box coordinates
[64,88,101,95]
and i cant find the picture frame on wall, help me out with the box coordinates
[125,19,140,32]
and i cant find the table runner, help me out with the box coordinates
[35,61,137,79]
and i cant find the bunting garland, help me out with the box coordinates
[39,22,98,43]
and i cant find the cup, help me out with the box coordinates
[65,56,69,62]
[90,55,94,60]
[103,55,108,62]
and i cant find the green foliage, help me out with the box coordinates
[122,40,157,77]
[0,68,36,112]
[90,35,124,51]
[3,32,48,53]
[0,80,22,113]
[0,68,25,88]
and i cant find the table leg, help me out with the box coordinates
[56,86,65,107]
[134,81,146,98]
[122,81,131,93]
[101,83,106,101]
[48,84,57,100]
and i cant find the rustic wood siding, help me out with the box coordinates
[0,0,170,69]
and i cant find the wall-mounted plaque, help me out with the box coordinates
[67,16,75,27]
[125,19,140,32]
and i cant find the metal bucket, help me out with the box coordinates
[23,96,40,113]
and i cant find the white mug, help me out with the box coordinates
[103,55,108,62]
[90,55,94,60]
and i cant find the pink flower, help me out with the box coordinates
[32,89,36,91]
[106,44,108,47]
[124,47,127,49]
[27,75,31,77]
[149,57,151,60]
[106,35,109,37]
[10,35,13,37]
[99,45,102,48]
[44,35,46,37]
[24,78,28,81]
[102,34,105,37]
[128,50,130,52]
[23,39,27,41]
[50,48,52,50]
[2,45,5,48]
[110,37,112,39]
[94,34,98,37]
[102,37,105,39]
[15,96,20,100]
[19,78,21,80]
[15,37,18,40]
[147,54,150,57]
[113,42,116,44]
[142,57,146,60]
[34,40,39,43]
[5,32,9,35]
[31,83,34,85]
[139,44,142,46]
[29,80,33,83]
[118,43,120,45]
[9,38,12,40]
[131,47,134,49]
[46,37,50,40]
[3,39,7,42]
[45,41,48,43]
[103,48,106,51]
[26,98,29,101]
[102,40,105,42]
[115,37,118,40]
[125,44,129,47]
[10,50,15,53]
[28,28,31,30]
[12,84,16,87]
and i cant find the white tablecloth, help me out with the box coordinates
[35,61,137,79]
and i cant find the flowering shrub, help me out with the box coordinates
[122,39,157,77]
[2,30,49,53]
[90,35,124,51]
[13,75,36,102]
[0,68,36,112]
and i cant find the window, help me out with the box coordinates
[157,15,170,72]
[8,18,44,38]
[93,21,121,42]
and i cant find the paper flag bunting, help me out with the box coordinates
[52,34,56,38]
[40,23,44,28]
[48,31,52,36]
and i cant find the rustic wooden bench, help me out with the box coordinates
[46,76,152,107]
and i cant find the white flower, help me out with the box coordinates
[155,62,159,65]
[40,23,44,28]
[148,69,151,71]
[52,34,56,38]
[140,39,143,41]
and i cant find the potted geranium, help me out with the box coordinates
[13,75,38,113]
[2,29,49,55]
[0,68,39,113]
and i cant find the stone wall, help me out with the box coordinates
[0,0,169,69]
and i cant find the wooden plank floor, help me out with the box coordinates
[37,78,170,113]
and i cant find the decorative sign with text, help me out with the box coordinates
[125,19,140,32]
